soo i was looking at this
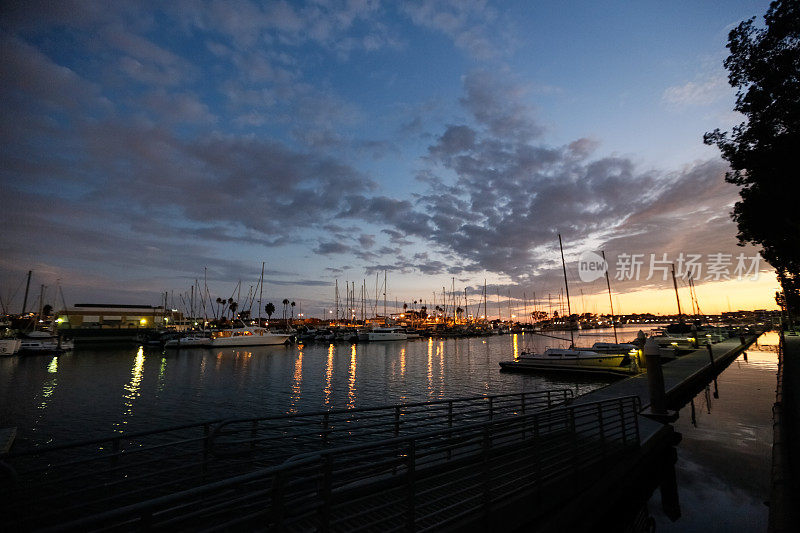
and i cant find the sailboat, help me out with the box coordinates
[499,236,640,376]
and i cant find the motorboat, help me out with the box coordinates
[367,327,407,341]
[210,326,290,347]
[0,338,22,355]
[18,331,74,354]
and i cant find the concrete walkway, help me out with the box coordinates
[771,333,800,533]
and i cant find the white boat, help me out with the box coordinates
[18,331,74,354]
[0,338,22,355]
[164,334,212,348]
[368,327,408,341]
[500,347,639,375]
[210,326,290,347]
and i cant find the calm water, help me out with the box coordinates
[648,331,779,532]
[0,327,643,449]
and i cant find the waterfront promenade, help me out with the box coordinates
[772,333,800,533]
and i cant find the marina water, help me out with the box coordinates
[0,327,647,449]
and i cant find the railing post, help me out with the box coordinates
[447,401,453,428]
[406,440,416,531]
[202,423,210,477]
[447,401,453,460]
[318,455,332,532]
[111,437,120,495]
[619,400,627,445]
[394,406,401,437]
[271,471,285,529]
[597,404,606,460]
[568,407,578,479]
[482,426,492,518]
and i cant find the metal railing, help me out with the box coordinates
[0,390,573,530]
[51,395,641,532]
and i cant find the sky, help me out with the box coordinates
[0,0,781,317]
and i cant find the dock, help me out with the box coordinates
[0,335,759,531]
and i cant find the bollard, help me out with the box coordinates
[644,337,666,415]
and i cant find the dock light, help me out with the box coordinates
[140,318,148,326]
[56,317,65,324]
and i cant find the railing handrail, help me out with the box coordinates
[3,389,572,460]
[47,394,640,532]
[280,395,639,465]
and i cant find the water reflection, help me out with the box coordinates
[115,347,145,432]
[3,327,635,447]
[289,348,303,413]
[649,333,778,532]
[157,357,167,394]
[512,333,519,359]
[38,356,59,411]
[427,338,434,397]
[347,344,356,409]
[324,343,334,407]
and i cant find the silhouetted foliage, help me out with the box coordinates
[704,0,800,311]
[265,302,275,322]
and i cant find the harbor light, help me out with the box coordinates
[140,318,148,326]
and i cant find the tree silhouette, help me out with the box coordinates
[282,299,290,327]
[290,301,296,323]
[229,301,238,320]
[704,0,800,311]
[265,302,275,323]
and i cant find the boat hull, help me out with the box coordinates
[0,339,22,355]
[210,334,290,347]
[367,332,408,341]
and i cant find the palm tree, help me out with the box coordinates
[290,301,296,324]
[265,302,275,325]
[282,299,290,327]
[215,297,223,319]
[229,301,238,320]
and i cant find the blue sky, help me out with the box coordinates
[0,0,779,315]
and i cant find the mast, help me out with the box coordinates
[22,270,32,314]
[557,234,574,346]
[671,264,683,321]
[383,270,387,322]
[601,251,618,343]
[258,262,265,324]
[484,279,488,323]
[523,292,528,325]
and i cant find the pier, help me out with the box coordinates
[0,334,774,531]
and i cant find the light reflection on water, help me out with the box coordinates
[347,344,357,409]
[1,327,642,448]
[115,346,145,432]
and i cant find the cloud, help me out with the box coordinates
[662,73,729,108]
[331,69,756,297]
[402,0,500,59]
